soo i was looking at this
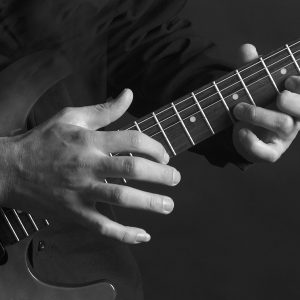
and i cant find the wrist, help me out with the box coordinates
[0,136,19,207]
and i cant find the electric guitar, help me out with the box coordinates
[0,39,300,300]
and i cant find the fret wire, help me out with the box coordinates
[45,219,50,226]
[126,49,300,134]
[171,102,195,145]
[213,81,234,124]
[12,209,28,237]
[285,44,300,74]
[260,57,280,93]
[126,40,300,130]
[152,112,176,156]
[27,213,39,231]
[191,92,215,135]
[137,56,300,142]
[235,70,256,106]
[134,121,142,132]
[0,208,19,241]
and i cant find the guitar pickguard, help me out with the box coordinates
[0,221,144,300]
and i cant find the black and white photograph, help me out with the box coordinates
[0,1,300,299]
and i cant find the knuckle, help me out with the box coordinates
[94,103,107,112]
[276,115,294,135]
[119,230,129,243]
[73,130,88,145]
[100,157,113,174]
[267,151,281,163]
[98,223,110,237]
[122,157,136,176]
[162,166,175,185]
[59,107,74,120]
[129,131,142,149]
[147,195,162,211]
[85,130,96,146]
[111,187,124,205]
[247,105,257,123]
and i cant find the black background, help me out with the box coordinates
[117,1,300,299]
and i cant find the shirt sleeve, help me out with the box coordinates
[107,0,249,168]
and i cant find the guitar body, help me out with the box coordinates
[0,239,115,300]
[0,53,144,300]
[0,220,143,300]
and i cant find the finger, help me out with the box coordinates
[89,182,174,214]
[97,156,181,186]
[234,127,281,163]
[238,43,259,65]
[82,208,151,244]
[285,76,300,94]
[277,90,300,120]
[57,89,133,130]
[94,130,170,164]
[233,102,296,137]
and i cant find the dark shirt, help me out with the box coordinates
[0,2,249,299]
[0,0,247,167]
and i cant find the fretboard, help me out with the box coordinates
[1,39,300,247]
[123,40,300,157]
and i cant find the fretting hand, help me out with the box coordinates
[233,44,300,163]
[3,89,181,244]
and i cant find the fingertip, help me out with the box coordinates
[163,197,174,214]
[239,43,258,64]
[122,88,133,103]
[162,151,170,165]
[285,76,297,91]
[135,232,151,244]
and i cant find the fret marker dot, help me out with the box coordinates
[281,68,287,75]
[190,116,196,123]
[232,93,239,101]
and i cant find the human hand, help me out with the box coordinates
[4,89,181,244]
[232,44,300,163]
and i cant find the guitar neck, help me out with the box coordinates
[123,40,300,157]
[1,39,300,247]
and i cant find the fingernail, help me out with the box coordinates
[163,152,170,164]
[136,233,151,243]
[285,78,296,91]
[172,169,181,186]
[163,198,174,214]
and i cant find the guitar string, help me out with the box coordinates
[124,48,300,134]
[110,54,299,161]
[148,58,299,140]
[147,50,297,132]
[125,40,300,131]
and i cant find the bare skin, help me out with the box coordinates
[0,44,300,244]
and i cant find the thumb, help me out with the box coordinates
[237,43,259,66]
[57,89,133,130]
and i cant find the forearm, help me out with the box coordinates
[0,137,17,207]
